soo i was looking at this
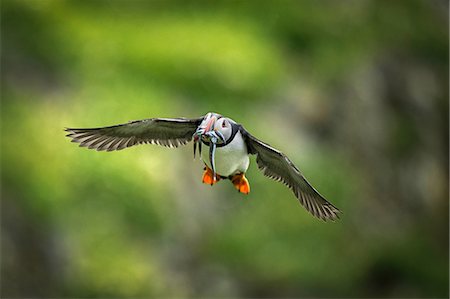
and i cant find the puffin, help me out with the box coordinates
[65,112,340,221]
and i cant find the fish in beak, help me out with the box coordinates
[192,113,225,182]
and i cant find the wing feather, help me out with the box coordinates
[240,126,341,221]
[65,117,204,151]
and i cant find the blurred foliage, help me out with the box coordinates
[1,0,448,298]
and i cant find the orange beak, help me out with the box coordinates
[203,116,216,133]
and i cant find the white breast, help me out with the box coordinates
[200,131,250,177]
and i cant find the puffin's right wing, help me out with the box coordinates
[65,117,204,151]
[240,126,341,221]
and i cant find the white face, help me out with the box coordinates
[214,117,233,142]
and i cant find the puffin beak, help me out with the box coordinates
[203,116,225,143]
[192,114,225,145]
[203,116,216,134]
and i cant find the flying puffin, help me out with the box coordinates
[65,112,340,221]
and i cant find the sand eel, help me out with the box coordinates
[65,112,341,221]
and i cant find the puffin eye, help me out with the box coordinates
[222,120,227,128]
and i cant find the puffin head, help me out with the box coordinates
[194,112,235,145]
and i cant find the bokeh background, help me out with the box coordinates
[1,0,448,298]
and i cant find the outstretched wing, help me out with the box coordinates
[65,117,204,151]
[240,126,341,221]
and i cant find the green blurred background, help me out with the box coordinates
[1,0,448,297]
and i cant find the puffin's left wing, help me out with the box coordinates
[240,126,341,221]
[66,117,204,151]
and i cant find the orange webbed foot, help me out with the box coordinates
[202,166,221,185]
[231,173,250,194]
